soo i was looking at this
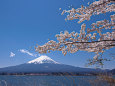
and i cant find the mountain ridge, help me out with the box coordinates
[0,55,111,75]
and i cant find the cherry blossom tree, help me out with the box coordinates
[35,0,115,66]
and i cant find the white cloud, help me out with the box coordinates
[10,52,15,57]
[19,49,37,57]
[38,54,41,57]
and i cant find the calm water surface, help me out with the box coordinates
[0,75,114,86]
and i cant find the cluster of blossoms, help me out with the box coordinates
[35,0,115,66]
[61,0,115,23]
[87,14,115,34]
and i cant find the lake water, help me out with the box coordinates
[0,75,114,86]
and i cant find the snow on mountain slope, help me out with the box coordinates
[28,55,59,64]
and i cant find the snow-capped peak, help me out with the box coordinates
[27,55,59,64]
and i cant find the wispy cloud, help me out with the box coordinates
[10,52,15,57]
[19,49,37,57]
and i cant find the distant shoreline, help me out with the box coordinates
[0,72,114,76]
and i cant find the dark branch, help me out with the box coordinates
[64,40,115,45]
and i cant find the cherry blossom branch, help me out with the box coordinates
[64,40,115,44]
[35,0,115,66]
[62,0,115,23]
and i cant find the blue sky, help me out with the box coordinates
[0,0,115,69]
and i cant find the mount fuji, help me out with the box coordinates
[27,55,59,64]
[0,55,108,75]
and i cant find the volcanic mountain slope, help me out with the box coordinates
[109,69,115,74]
[0,55,107,74]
